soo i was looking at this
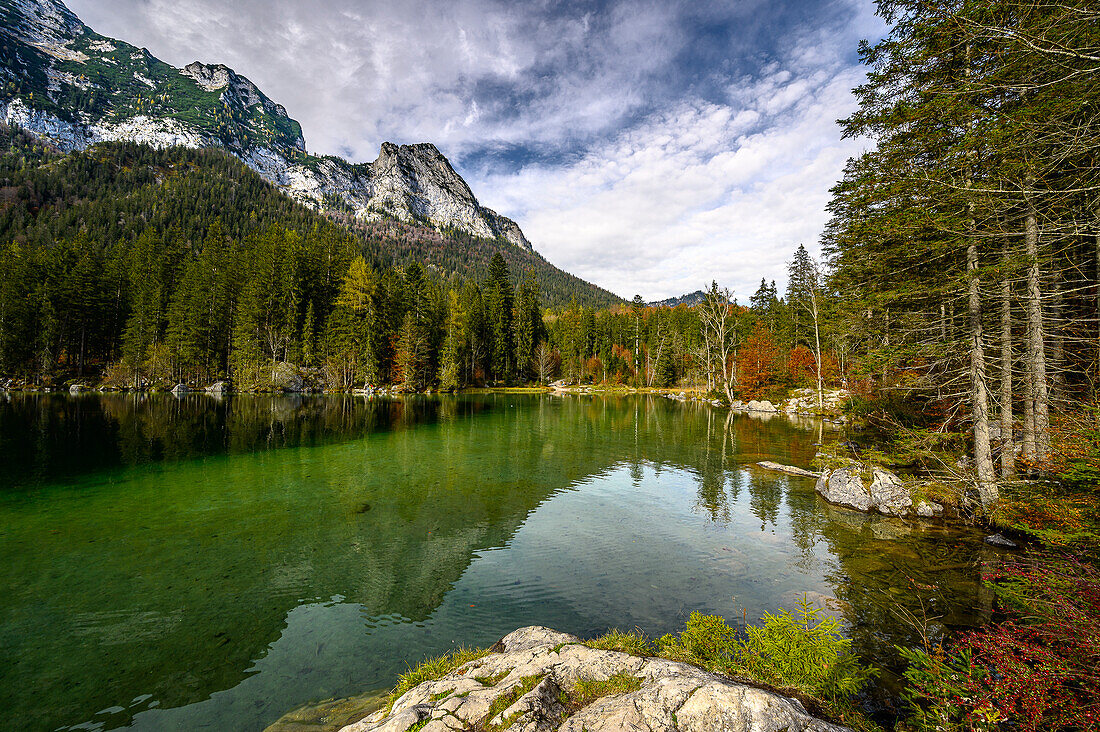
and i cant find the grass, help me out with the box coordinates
[474,670,510,686]
[569,671,642,708]
[385,646,489,713]
[583,628,653,656]
[481,674,544,730]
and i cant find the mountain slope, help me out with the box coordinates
[0,125,620,309]
[0,0,532,249]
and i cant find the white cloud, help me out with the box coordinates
[66,0,885,301]
[473,58,874,300]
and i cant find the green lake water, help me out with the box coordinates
[0,393,999,731]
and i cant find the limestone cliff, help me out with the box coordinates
[0,0,532,249]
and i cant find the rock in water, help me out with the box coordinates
[984,534,1018,548]
[815,468,873,512]
[746,400,778,412]
[868,468,912,516]
[915,500,943,518]
[756,461,821,478]
[341,626,850,732]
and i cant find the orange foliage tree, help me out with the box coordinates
[738,322,780,398]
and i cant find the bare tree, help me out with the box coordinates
[697,281,738,403]
[533,341,558,384]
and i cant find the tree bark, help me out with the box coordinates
[811,289,824,413]
[1000,245,1015,478]
[1025,203,1050,461]
[968,243,998,509]
[1049,270,1064,404]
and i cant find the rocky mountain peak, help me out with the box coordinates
[1,0,85,48]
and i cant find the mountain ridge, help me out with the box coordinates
[0,0,532,249]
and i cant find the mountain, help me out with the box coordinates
[0,0,532,249]
[648,290,706,308]
[0,127,620,309]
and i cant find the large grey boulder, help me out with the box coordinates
[341,626,849,732]
[746,399,778,413]
[868,468,912,517]
[815,468,873,512]
[815,466,930,518]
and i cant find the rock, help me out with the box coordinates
[171,383,189,395]
[729,400,745,411]
[868,467,912,517]
[68,383,84,394]
[814,466,932,518]
[340,626,850,732]
[756,461,821,478]
[984,533,1018,548]
[815,468,873,512]
[207,380,230,395]
[915,500,943,518]
[781,389,851,416]
[746,400,777,413]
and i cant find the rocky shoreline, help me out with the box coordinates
[280,626,849,732]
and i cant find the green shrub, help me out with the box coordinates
[738,598,877,704]
[657,611,738,667]
[656,603,877,729]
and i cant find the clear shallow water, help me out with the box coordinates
[0,393,996,731]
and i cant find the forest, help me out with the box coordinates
[0,128,615,391]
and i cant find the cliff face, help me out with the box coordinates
[0,0,532,250]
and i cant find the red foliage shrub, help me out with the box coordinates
[902,557,1100,731]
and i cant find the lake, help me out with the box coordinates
[0,393,996,731]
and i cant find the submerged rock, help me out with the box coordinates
[756,461,821,478]
[984,533,1018,548]
[341,626,849,732]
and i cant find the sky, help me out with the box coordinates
[67,0,885,301]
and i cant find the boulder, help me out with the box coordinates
[815,466,934,518]
[340,626,849,732]
[171,383,189,395]
[915,500,943,518]
[68,383,85,394]
[207,380,230,395]
[868,467,912,517]
[815,468,873,512]
[746,399,777,413]
[984,533,1018,548]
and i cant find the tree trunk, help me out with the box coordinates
[1025,204,1050,461]
[1000,246,1014,478]
[811,291,824,413]
[1095,213,1100,380]
[968,243,998,509]
[1049,271,1064,404]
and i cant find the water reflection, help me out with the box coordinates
[0,394,996,732]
